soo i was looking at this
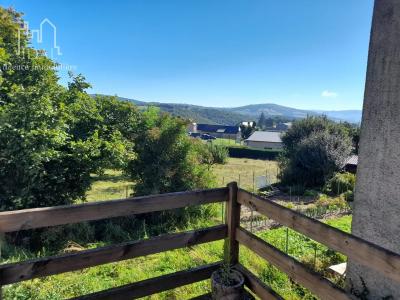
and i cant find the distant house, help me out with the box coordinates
[344,155,358,174]
[191,123,241,140]
[275,122,292,131]
[244,131,283,149]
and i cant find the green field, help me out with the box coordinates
[85,158,278,202]
[212,157,279,191]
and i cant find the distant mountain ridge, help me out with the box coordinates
[227,103,362,124]
[93,95,362,125]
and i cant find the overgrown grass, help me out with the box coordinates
[85,170,134,202]
[85,158,278,202]
[240,215,352,299]
[3,216,352,299]
[212,157,279,190]
[4,242,223,299]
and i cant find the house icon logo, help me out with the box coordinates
[18,18,62,58]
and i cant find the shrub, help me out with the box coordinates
[323,172,356,196]
[342,190,354,202]
[207,144,228,164]
[127,110,215,196]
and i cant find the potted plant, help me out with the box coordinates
[211,240,245,300]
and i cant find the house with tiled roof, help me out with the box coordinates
[189,123,241,140]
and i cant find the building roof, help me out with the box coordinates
[245,131,282,143]
[345,155,358,166]
[197,124,240,134]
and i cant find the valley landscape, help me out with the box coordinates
[101,95,362,125]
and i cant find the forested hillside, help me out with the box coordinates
[95,95,362,124]
[95,95,253,125]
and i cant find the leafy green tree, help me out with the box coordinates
[339,122,360,154]
[240,122,256,139]
[279,116,352,187]
[0,8,136,210]
[127,108,214,196]
[93,95,140,169]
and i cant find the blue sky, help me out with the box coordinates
[2,0,374,110]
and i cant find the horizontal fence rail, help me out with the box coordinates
[3,184,400,299]
[238,189,400,284]
[71,262,222,300]
[234,264,283,300]
[0,188,228,233]
[236,227,350,300]
[0,187,229,299]
[0,225,227,285]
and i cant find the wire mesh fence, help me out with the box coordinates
[219,168,279,192]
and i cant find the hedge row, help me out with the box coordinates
[227,146,282,160]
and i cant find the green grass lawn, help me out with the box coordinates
[3,215,352,299]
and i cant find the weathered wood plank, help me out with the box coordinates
[0,225,227,285]
[238,189,400,284]
[236,227,350,300]
[0,188,228,233]
[70,262,222,300]
[226,182,240,265]
[234,264,284,300]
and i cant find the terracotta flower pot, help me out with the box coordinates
[211,269,245,300]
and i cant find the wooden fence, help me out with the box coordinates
[0,183,399,299]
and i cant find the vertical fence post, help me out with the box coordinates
[226,182,240,265]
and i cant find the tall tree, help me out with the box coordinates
[240,122,256,139]
[0,8,135,210]
[258,112,266,129]
[279,116,352,187]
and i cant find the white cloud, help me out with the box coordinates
[321,90,338,98]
